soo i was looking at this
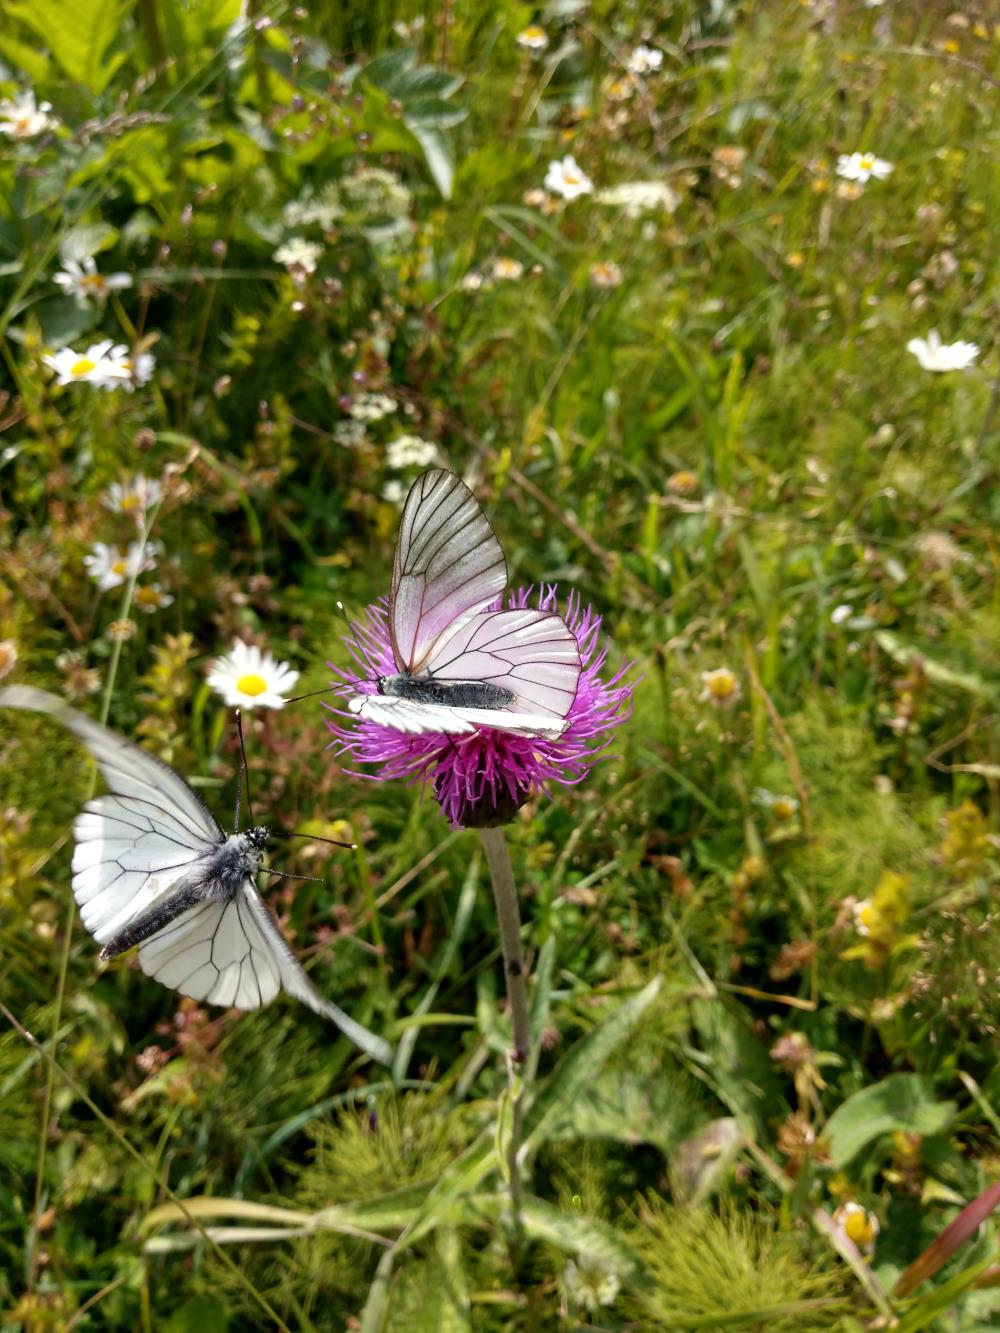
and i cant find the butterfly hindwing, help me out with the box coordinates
[390,468,508,672]
[420,609,581,718]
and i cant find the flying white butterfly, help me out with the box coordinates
[349,469,582,736]
[0,685,392,1066]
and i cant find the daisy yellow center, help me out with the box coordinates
[110,559,127,576]
[708,673,736,698]
[564,169,580,184]
[121,494,141,512]
[135,586,161,606]
[81,274,108,289]
[15,116,32,132]
[860,154,875,170]
[772,797,796,820]
[523,26,544,39]
[71,357,97,377]
[236,672,268,697]
[844,1211,876,1246]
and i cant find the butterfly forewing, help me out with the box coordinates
[349,694,569,737]
[73,798,211,945]
[390,469,507,671]
[421,609,581,717]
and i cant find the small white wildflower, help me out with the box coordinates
[835,151,893,183]
[349,392,397,423]
[516,24,549,51]
[906,329,979,372]
[133,583,174,614]
[627,45,664,75]
[563,1257,620,1312]
[83,541,157,592]
[754,788,800,820]
[460,270,484,291]
[334,419,367,447]
[381,478,405,505]
[103,474,164,518]
[595,180,679,217]
[0,90,58,139]
[53,257,132,306]
[852,899,876,937]
[43,339,153,391]
[207,640,299,710]
[544,155,594,201]
[831,603,853,625]
[833,1201,880,1254]
[491,257,524,281]
[274,237,323,275]
[700,667,741,707]
[386,435,438,469]
[590,260,623,289]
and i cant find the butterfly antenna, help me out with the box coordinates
[234,709,255,831]
[336,600,376,686]
[284,685,335,704]
[282,830,358,850]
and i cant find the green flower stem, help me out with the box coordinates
[478,825,531,1219]
[28,503,160,1295]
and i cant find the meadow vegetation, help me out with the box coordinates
[1,0,1000,1328]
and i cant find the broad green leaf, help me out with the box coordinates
[7,0,129,95]
[522,977,662,1154]
[875,631,997,701]
[0,34,52,84]
[825,1075,957,1169]
[689,998,783,1136]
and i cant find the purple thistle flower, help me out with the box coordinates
[326,585,633,828]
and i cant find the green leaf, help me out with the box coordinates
[522,977,662,1154]
[7,0,129,95]
[164,1298,229,1333]
[894,1256,995,1333]
[875,631,997,702]
[825,1075,957,1169]
[689,999,783,1136]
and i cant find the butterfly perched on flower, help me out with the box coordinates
[0,685,392,1064]
[347,469,582,737]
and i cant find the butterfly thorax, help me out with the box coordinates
[378,672,516,709]
[193,828,270,900]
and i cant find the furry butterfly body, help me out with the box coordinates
[0,685,392,1065]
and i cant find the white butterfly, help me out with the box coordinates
[349,469,582,736]
[0,685,392,1066]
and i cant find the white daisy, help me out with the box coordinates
[700,666,741,707]
[906,329,979,372]
[516,25,549,51]
[833,1201,880,1254]
[83,541,158,592]
[386,434,438,469]
[544,155,594,201]
[835,151,893,183]
[460,270,484,291]
[207,640,300,710]
[594,180,679,217]
[53,257,132,306]
[0,90,58,139]
[43,340,153,391]
[381,478,405,505]
[627,45,664,75]
[132,583,174,614]
[274,237,323,275]
[491,257,524,281]
[590,260,623,289]
[103,474,163,517]
[563,1257,620,1311]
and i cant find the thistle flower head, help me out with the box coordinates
[327,586,632,828]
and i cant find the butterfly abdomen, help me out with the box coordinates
[379,673,516,709]
[100,882,204,960]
